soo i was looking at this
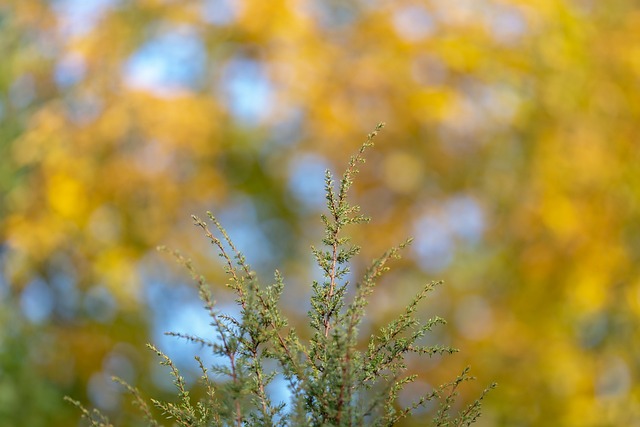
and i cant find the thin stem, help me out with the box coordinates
[323,232,340,338]
[250,348,270,418]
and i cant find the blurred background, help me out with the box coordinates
[1,0,639,425]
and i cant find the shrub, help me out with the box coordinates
[67,123,495,426]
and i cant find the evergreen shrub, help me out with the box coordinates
[67,123,495,426]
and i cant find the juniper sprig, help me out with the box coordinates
[68,123,494,427]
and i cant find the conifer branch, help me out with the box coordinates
[67,123,493,427]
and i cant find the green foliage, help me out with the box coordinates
[68,124,494,426]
